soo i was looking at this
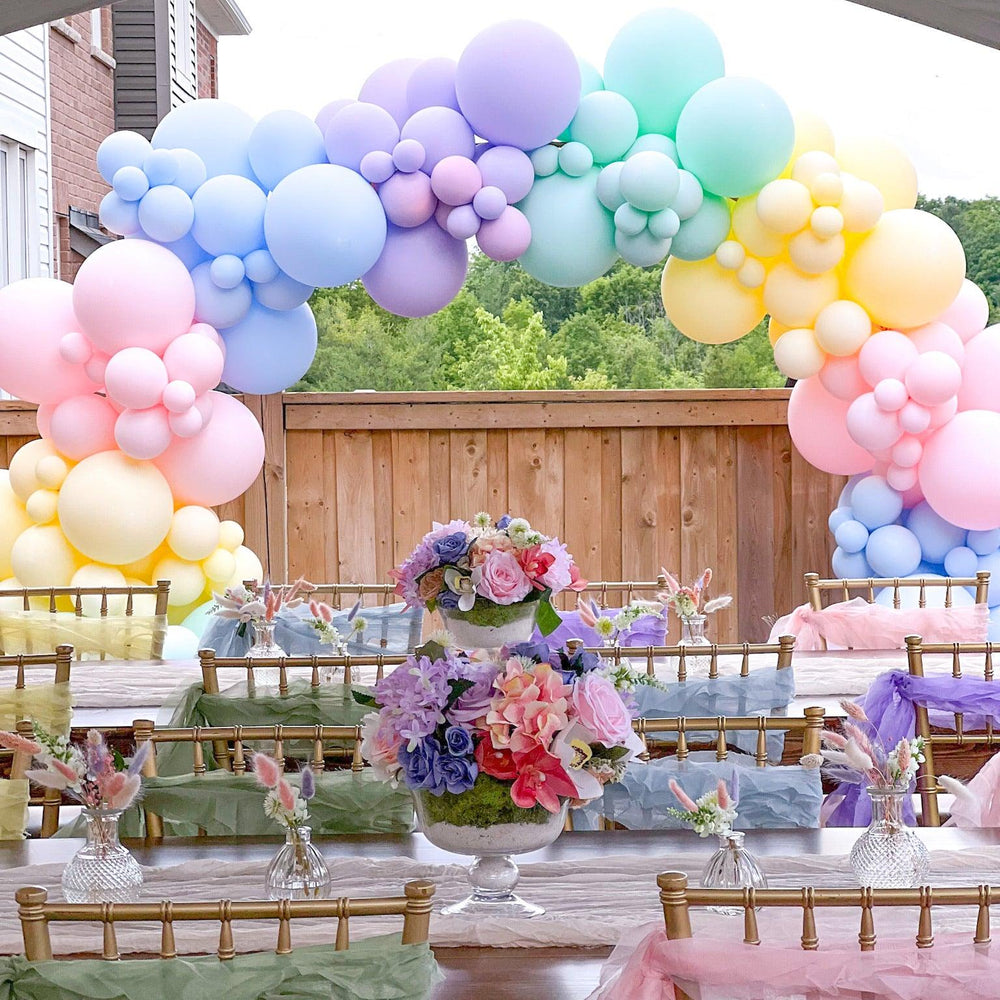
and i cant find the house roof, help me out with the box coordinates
[196,0,252,37]
[843,0,999,49]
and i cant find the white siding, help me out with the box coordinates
[169,0,197,108]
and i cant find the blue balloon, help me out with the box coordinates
[944,545,979,579]
[210,254,246,290]
[112,165,149,202]
[97,130,152,185]
[243,249,280,284]
[850,476,903,530]
[172,148,207,196]
[615,229,669,267]
[143,148,179,186]
[151,99,257,179]
[905,501,967,564]
[180,598,216,641]
[667,193,729,261]
[834,519,869,554]
[831,547,872,580]
[828,506,853,534]
[191,175,266,257]
[221,303,317,394]
[191,261,253,330]
[253,270,314,310]
[248,110,328,191]
[264,164,387,288]
[968,529,1000,556]
[155,232,210,270]
[99,191,141,236]
[989,606,1000,642]
[162,625,200,660]
[839,473,867,509]
[977,551,1000,607]
[137,185,194,243]
[626,133,679,163]
[865,525,922,577]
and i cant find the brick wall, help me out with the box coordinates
[49,8,116,281]
[197,18,217,99]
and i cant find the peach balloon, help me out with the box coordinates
[71,564,129,616]
[819,354,869,402]
[167,506,221,562]
[10,524,80,586]
[787,376,874,475]
[0,471,32,578]
[8,439,61,503]
[49,394,118,461]
[836,136,917,210]
[762,263,838,328]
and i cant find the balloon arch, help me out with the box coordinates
[1,8,998,643]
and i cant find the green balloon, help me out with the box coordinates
[569,91,639,165]
[558,59,605,141]
[604,9,724,137]
[668,194,730,262]
[518,168,617,287]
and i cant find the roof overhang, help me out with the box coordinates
[195,0,251,37]
[842,0,1000,48]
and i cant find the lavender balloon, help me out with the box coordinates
[323,102,399,172]
[315,98,354,135]
[476,145,534,204]
[360,150,395,184]
[400,106,475,173]
[392,138,426,173]
[358,58,421,128]
[363,221,468,318]
[430,155,482,207]
[406,57,460,114]
[477,206,531,262]
[446,204,481,240]
[472,185,506,221]
[379,171,437,229]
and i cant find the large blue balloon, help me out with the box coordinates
[850,476,904,530]
[865,525,922,577]
[264,164,387,288]
[253,270,314,311]
[248,110,327,191]
[137,185,194,243]
[151,99,257,180]
[944,545,979,579]
[831,547,872,580]
[97,130,152,185]
[191,175,267,257]
[905,502,967,564]
[221,303,317,394]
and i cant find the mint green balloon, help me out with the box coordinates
[558,141,594,177]
[569,91,639,165]
[604,9,724,137]
[517,168,617,287]
[558,59,605,141]
[675,77,794,197]
[668,193,730,261]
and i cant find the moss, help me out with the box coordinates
[447,599,538,628]
[419,774,551,828]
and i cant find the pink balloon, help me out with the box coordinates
[430,155,483,207]
[154,391,264,506]
[162,379,196,413]
[35,404,54,440]
[899,400,931,434]
[928,396,957,428]
[872,378,907,412]
[72,239,196,356]
[858,330,919,387]
[906,321,964,363]
[378,171,437,228]
[58,331,92,365]
[115,406,172,460]
[904,350,961,407]
[49,394,118,460]
[891,435,923,469]
[937,279,989,343]
[787,376,874,475]
[433,200,452,231]
[920,410,1000,529]
[84,351,110,385]
[0,278,94,404]
[194,392,214,423]
[189,322,224,348]
[104,347,169,410]
[959,326,1000,412]
[818,354,868,402]
[846,393,903,451]
[476,206,532,261]
[168,407,204,438]
[887,464,917,491]
[162,333,225,395]
[900,481,925,509]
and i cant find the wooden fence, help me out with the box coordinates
[0,390,842,643]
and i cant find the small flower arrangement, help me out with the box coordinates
[214,577,341,641]
[307,600,342,648]
[668,777,738,837]
[358,639,642,826]
[253,752,315,829]
[578,598,665,646]
[658,568,732,621]
[390,513,587,635]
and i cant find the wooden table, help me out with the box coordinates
[1,828,997,1000]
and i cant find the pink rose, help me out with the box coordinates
[473,550,532,605]
[570,674,632,745]
[360,713,401,782]
[538,538,573,594]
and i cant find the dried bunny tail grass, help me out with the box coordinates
[820,730,848,749]
[668,778,698,813]
[839,699,869,723]
[703,595,732,613]
[939,774,978,805]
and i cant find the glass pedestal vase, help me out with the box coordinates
[62,809,144,903]
[439,601,538,655]
[247,620,285,691]
[265,826,331,900]
[413,781,567,918]
[678,614,712,676]
[850,786,930,888]
[700,831,767,916]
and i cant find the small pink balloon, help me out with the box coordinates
[886,464,918,491]
[433,200,452,231]
[891,434,923,469]
[35,403,54,440]
[906,321,964,364]
[168,407,204,438]
[162,333,225,395]
[476,205,532,261]
[188,322,224,347]
[115,406,173,460]
[194,391,214,423]
[49,394,118,460]
[472,185,507,221]
[899,400,931,434]
[846,392,904,451]
[904,350,962,407]
[818,354,869,402]
[430,155,482,207]
[58,332,92,365]
[162,379,196,413]
[928,395,957,428]
[787,376,874,475]
[937,278,989,343]
[858,330,919,387]
[378,171,437,228]
[900,481,925,509]
[872,378,908,412]
[104,347,169,410]
[83,351,110,386]
[958,326,1000,413]
[446,204,481,240]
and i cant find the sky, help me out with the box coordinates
[218,0,1000,199]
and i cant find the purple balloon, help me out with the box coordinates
[406,57,460,115]
[378,171,437,229]
[446,204,481,240]
[358,58,421,128]
[476,145,534,203]
[363,221,468,317]
[477,205,532,261]
[433,200,452,231]
[455,20,581,149]
[430,155,482,207]
[314,99,354,136]
[392,138,426,173]
[323,102,399,172]
[360,149,395,184]
[472,185,507,221]
[400,106,475,173]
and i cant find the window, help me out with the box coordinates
[90,8,102,48]
[175,0,194,80]
[0,138,34,288]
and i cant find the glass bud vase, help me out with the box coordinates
[265,826,331,900]
[700,830,768,916]
[62,808,144,903]
[247,620,285,691]
[850,785,930,888]
[678,614,712,676]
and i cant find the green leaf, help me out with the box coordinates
[445,677,475,709]
[535,596,562,636]
[415,639,447,661]
[351,690,380,709]
[112,748,127,772]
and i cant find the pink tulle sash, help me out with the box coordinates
[768,598,988,651]
[948,752,1000,828]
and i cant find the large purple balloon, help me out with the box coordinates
[406,58,460,115]
[400,106,475,173]
[323,103,399,172]
[455,20,581,149]
[315,99,354,134]
[359,58,421,128]
[363,221,468,318]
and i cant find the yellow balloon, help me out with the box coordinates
[789,111,836,159]
[737,258,766,289]
[166,592,212,626]
[763,263,840,328]
[71,563,129,616]
[714,240,746,270]
[203,546,237,584]
[788,230,845,275]
[8,439,61,503]
[661,256,766,345]
[732,197,785,259]
[767,317,790,347]
[25,489,58,525]
[756,179,813,235]
[167,505,221,562]
[0,471,32,578]
[839,174,884,232]
[35,455,69,490]
[218,520,245,552]
[10,524,81,586]
[224,544,264,590]
[58,451,174,566]
[122,579,161,616]
[844,209,966,329]
[810,206,844,239]
[836,136,917,211]
[0,577,27,612]
[814,300,872,356]
[791,151,840,188]
[152,555,207,607]
[773,329,826,379]
[810,173,843,207]
[118,545,169,584]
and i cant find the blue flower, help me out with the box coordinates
[444,725,473,756]
[504,641,551,663]
[433,532,469,565]
[435,587,461,610]
[398,736,443,792]
[436,755,478,795]
[496,515,512,529]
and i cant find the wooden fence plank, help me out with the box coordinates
[285,429,326,583]
[620,428,660,580]
[450,430,488,518]
[390,431,430,569]
[563,429,603,583]
[736,427,776,642]
[334,430,377,584]
[371,430,394,585]
[714,427,738,644]
[600,429,623,584]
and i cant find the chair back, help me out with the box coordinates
[15,880,435,961]
[199,648,407,692]
[805,571,990,611]
[577,576,668,609]
[0,645,73,689]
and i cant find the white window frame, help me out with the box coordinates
[90,8,115,68]
[0,136,38,289]
[174,0,195,84]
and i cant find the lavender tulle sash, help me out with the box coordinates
[533,609,667,649]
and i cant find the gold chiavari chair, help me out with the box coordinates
[577,576,668,610]
[805,571,991,611]
[15,880,435,961]
[905,634,1000,827]
[657,871,998,1000]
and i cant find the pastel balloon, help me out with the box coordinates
[906,501,967,563]
[406,57,460,114]
[476,146,534,204]
[253,271,314,311]
[445,205,480,240]
[615,229,670,267]
[151,99,257,180]
[788,230,845,274]
[558,142,593,177]
[171,148,207,195]
[785,110,836,167]
[814,300,872,357]
[25,489,57,523]
[155,391,264,508]
[835,519,869,554]
[221,303,317,394]
[928,396,957,429]
[846,393,903,451]
[58,451,173,565]
[114,406,172,460]
[218,520,245,551]
[865,524,922,577]
[968,529,1000,556]
[152,231,210,269]
[162,624,201,660]
[202,547,237,585]
[71,564,130,616]
[762,263,838,328]
[886,464,917,494]
[97,130,152,184]
[787,377,874,475]
[732,196,784,259]
[569,90,638,164]
[819,354,869,402]
[392,138,425,173]
[618,152,679,212]
[137,185,194,243]
[614,204,647,237]
[360,150,395,185]
[0,278,94,404]
[247,109,327,191]
[851,475,904,529]
[168,505,221,562]
[144,150,180,186]
[945,545,979,578]
[530,145,559,178]
[99,192,142,236]
[48,394,118,460]
[455,20,580,149]
[476,206,532,261]
[104,348,168,410]
[264,164,387,288]
[773,328,825,380]
[603,9,724,136]
[906,321,964,364]
[169,408,204,438]
[358,58,421,128]
[899,401,931,435]
[162,331,225,394]
[858,330,919,386]
[831,547,873,580]
[668,193,730,261]
[905,351,961,407]
[0,472,32,579]
[113,165,149,202]
[400,106,475,172]
[323,102,399,171]
[872,378,907,412]
[35,455,67,491]
[838,174,884,233]
[430,155,483,207]
[363,221,469,317]
[828,506,853,533]
[243,249,280,285]
[73,239,195,355]
[191,262,252,330]
[836,136,918,210]
[938,279,990,343]
[379,170,437,228]
[162,380,196,413]
[11,525,80,587]
[190,175,266,257]
[959,326,1000,412]
[8,439,61,502]
[627,133,678,162]
[755,179,812,234]
[891,435,923,469]
[226,545,264,591]
[209,254,245,290]
[152,555,206,607]
[649,208,680,241]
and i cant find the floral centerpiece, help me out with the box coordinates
[668,777,738,837]
[390,513,586,648]
[578,598,666,647]
[359,638,641,915]
[658,568,732,653]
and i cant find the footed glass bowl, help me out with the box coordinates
[439,601,538,653]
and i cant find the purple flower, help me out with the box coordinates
[433,532,469,565]
[504,641,551,663]
[300,766,315,801]
[398,736,443,792]
[620,615,667,648]
[374,655,452,743]
[448,662,500,725]
[496,515,512,529]
[444,725,473,756]
[435,587,461,610]
[436,754,477,795]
